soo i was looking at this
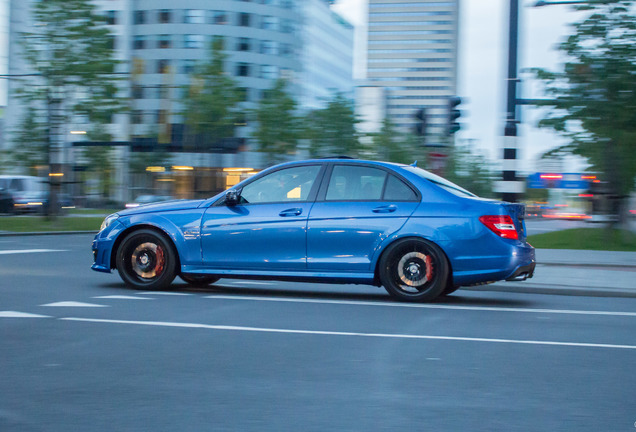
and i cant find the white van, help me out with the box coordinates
[0,175,45,200]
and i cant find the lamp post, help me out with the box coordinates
[498,0,589,203]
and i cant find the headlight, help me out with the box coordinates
[100,214,119,232]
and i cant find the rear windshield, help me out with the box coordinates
[403,166,476,198]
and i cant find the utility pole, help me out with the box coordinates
[499,0,523,203]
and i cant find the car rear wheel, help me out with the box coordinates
[180,274,220,287]
[379,238,448,302]
[116,229,177,290]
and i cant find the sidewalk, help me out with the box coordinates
[476,249,636,298]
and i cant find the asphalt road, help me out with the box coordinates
[1,234,635,432]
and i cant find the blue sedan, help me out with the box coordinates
[92,159,535,302]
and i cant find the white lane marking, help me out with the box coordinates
[93,295,153,300]
[205,295,636,318]
[0,249,68,255]
[139,292,192,296]
[60,317,636,350]
[41,301,108,308]
[0,311,50,318]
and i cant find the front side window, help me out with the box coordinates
[326,166,387,201]
[240,166,321,204]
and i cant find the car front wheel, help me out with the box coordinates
[379,238,449,302]
[116,229,177,290]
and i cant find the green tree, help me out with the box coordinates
[15,0,123,206]
[252,79,300,162]
[181,37,241,151]
[444,143,495,198]
[10,107,48,175]
[366,118,424,164]
[306,93,360,158]
[531,0,636,223]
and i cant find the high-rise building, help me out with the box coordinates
[366,0,459,138]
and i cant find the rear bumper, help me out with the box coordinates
[505,261,536,281]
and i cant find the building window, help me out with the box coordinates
[260,40,277,55]
[237,63,251,77]
[238,13,251,27]
[159,9,172,24]
[237,37,251,52]
[105,11,117,25]
[184,34,205,49]
[157,59,171,74]
[132,110,144,124]
[211,11,228,25]
[280,43,293,57]
[261,16,278,30]
[181,59,196,74]
[133,35,147,50]
[280,19,294,34]
[184,9,206,24]
[132,85,144,100]
[260,65,277,79]
[133,10,146,25]
[158,34,172,49]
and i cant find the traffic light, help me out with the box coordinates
[413,108,427,136]
[447,96,461,135]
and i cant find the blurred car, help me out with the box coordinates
[0,188,13,214]
[92,159,535,303]
[125,195,174,209]
[13,191,73,214]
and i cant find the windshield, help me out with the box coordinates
[403,166,476,198]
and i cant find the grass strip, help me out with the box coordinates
[0,216,103,233]
[528,228,636,252]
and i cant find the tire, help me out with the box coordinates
[441,283,460,296]
[180,274,220,287]
[378,238,449,302]
[116,229,177,290]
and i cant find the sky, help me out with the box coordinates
[331,0,591,173]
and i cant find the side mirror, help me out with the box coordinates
[225,189,241,206]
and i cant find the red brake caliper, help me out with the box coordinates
[425,255,433,281]
[155,246,165,276]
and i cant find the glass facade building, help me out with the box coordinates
[366,0,459,136]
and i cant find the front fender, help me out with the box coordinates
[117,210,205,268]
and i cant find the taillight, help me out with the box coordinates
[479,215,518,240]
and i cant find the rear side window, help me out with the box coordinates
[326,166,387,201]
[384,175,417,201]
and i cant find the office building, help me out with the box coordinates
[366,0,459,138]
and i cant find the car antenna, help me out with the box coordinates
[410,160,418,167]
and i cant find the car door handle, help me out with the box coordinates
[372,205,397,213]
[279,208,303,217]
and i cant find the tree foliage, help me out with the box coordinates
[365,118,424,164]
[531,0,636,218]
[14,0,123,198]
[443,143,495,198]
[306,93,360,158]
[181,37,242,150]
[252,79,300,162]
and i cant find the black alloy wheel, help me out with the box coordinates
[117,229,177,290]
[379,238,449,302]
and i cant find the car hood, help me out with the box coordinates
[118,199,206,216]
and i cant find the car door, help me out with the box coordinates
[200,164,324,270]
[307,164,420,272]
